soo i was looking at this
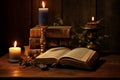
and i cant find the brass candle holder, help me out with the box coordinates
[80,19,102,50]
[40,26,46,53]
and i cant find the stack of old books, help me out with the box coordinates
[28,25,72,56]
[29,25,47,56]
[45,26,72,49]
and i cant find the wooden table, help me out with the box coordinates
[0,54,120,79]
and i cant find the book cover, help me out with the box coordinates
[46,26,71,38]
[30,26,71,38]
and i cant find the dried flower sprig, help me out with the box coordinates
[19,54,49,71]
[71,28,109,50]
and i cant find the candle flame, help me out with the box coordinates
[14,41,17,47]
[92,16,94,21]
[42,1,45,8]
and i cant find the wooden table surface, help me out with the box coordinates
[0,54,120,79]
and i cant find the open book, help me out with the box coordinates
[35,47,99,69]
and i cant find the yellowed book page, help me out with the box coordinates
[80,50,96,62]
[36,47,71,59]
[60,48,94,61]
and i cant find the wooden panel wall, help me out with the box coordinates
[0,0,32,55]
[62,0,96,26]
[97,0,120,51]
[32,0,62,26]
[0,0,120,55]
[27,0,120,51]
[32,0,96,26]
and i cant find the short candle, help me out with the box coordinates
[9,41,21,63]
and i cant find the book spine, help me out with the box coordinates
[30,29,41,38]
[30,25,47,38]
[29,38,40,49]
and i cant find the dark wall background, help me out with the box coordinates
[0,0,120,56]
[0,0,31,56]
[97,0,120,51]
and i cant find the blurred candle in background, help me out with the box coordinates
[38,1,48,25]
[9,41,21,63]
[92,16,95,21]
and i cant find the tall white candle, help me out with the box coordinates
[38,1,48,25]
[9,41,21,63]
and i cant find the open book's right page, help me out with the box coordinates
[60,48,96,62]
[59,48,98,69]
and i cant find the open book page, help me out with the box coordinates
[35,47,71,64]
[59,48,96,62]
[59,58,92,69]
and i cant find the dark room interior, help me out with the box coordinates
[0,0,120,53]
[0,0,120,79]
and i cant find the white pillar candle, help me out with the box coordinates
[9,41,21,63]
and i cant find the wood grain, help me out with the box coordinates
[0,54,120,79]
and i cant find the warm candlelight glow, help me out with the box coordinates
[14,41,17,47]
[42,1,45,8]
[92,16,94,21]
[9,40,21,63]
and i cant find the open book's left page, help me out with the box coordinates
[35,47,71,64]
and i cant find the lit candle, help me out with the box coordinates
[38,1,48,25]
[9,41,21,63]
[92,16,94,21]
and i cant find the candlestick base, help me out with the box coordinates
[8,59,20,63]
